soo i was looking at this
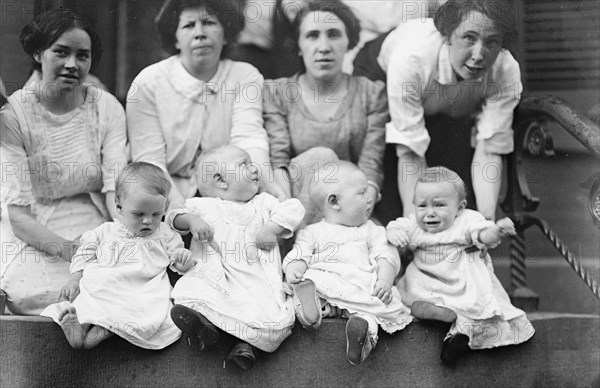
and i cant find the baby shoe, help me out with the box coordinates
[440,333,470,365]
[345,315,376,365]
[411,301,457,323]
[225,341,256,370]
[171,304,219,350]
[292,279,322,330]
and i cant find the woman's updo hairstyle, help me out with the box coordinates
[155,0,245,57]
[433,0,517,50]
[291,0,361,53]
[19,9,103,72]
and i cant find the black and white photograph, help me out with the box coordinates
[0,0,598,386]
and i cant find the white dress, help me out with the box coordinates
[41,221,182,350]
[167,193,305,352]
[391,210,535,349]
[284,220,413,334]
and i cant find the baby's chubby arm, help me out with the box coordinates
[373,258,395,305]
[477,217,516,246]
[170,248,196,273]
[386,218,411,247]
[173,213,214,242]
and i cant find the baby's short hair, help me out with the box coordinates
[308,160,361,210]
[193,145,233,196]
[116,162,171,201]
[417,166,467,202]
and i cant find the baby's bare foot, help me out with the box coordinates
[57,302,84,349]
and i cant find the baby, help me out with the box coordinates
[283,161,412,365]
[41,162,195,349]
[167,145,305,370]
[386,166,535,364]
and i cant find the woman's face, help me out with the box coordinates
[34,28,92,89]
[298,11,349,82]
[447,11,503,81]
[175,6,224,74]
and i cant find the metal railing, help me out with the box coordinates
[501,95,600,311]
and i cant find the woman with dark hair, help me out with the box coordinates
[264,0,388,225]
[127,0,282,210]
[0,9,127,315]
[366,0,521,222]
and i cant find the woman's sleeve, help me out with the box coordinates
[474,51,522,155]
[263,79,292,168]
[263,194,306,238]
[126,71,169,170]
[100,94,128,192]
[385,53,431,157]
[368,222,401,275]
[358,79,388,189]
[229,65,269,153]
[70,226,102,273]
[0,103,34,206]
[282,226,315,271]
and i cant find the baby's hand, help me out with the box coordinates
[372,279,393,305]
[58,272,83,302]
[285,269,304,284]
[386,227,409,247]
[188,216,213,242]
[256,224,280,251]
[496,217,516,236]
[172,248,196,272]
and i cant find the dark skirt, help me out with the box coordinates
[373,114,476,225]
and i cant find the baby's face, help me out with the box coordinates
[219,146,260,202]
[118,190,167,237]
[414,181,465,233]
[335,169,372,227]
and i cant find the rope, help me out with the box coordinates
[524,215,600,301]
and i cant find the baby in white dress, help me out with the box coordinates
[41,162,196,350]
[386,166,535,365]
[167,145,305,370]
[284,161,412,365]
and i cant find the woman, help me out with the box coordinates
[264,0,388,224]
[373,0,521,221]
[127,0,280,210]
[0,10,127,315]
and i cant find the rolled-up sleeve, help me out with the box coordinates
[229,66,269,153]
[473,51,522,155]
[385,54,431,158]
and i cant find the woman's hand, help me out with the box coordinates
[372,279,393,305]
[260,178,289,201]
[59,239,80,262]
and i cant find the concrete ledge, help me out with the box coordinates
[1,313,599,387]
